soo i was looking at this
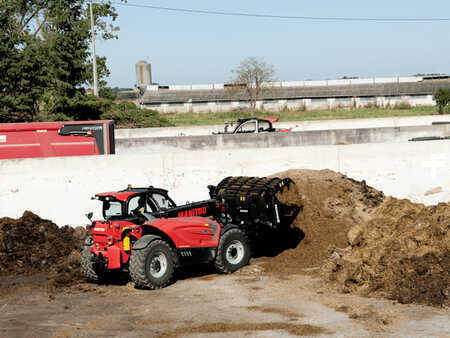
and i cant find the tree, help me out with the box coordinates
[0,4,49,122]
[230,57,276,114]
[433,89,450,114]
[0,0,120,122]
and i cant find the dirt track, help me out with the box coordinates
[1,262,449,338]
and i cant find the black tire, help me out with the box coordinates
[215,229,251,274]
[81,237,104,282]
[129,239,176,289]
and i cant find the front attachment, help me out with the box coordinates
[209,176,300,229]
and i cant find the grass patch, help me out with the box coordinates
[163,106,438,127]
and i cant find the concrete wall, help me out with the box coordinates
[1,140,449,227]
[114,115,450,139]
[115,125,450,153]
[143,94,436,113]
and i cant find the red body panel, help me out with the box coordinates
[90,220,141,269]
[146,217,221,248]
[95,191,136,202]
[264,117,279,123]
[0,120,112,160]
[88,217,221,269]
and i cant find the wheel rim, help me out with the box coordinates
[226,240,245,265]
[149,253,168,278]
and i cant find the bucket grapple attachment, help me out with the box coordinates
[208,176,300,230]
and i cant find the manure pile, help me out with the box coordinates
[0,211,86,288]
[324,198,449,307]
[0,170,448,307]
[265,169,384,272]
[267,169,449,307]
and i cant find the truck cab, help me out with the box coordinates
[213,117,291,134]
[94,186,177,222]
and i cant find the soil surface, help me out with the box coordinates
[0,169,449,337]
[0,262,448,337]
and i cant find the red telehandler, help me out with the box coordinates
[82,177,299,289]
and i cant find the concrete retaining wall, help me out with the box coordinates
[114,115,450,139]
[115,125,450,154]
[1,140,449,227]
[146,94,437,114]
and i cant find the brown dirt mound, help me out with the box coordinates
[262,169,449,307]
[0,211,87,289]
[263,169,384,273]
[324,197,450,307]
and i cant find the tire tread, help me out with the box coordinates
[215,228,250,274]
[129,239,176,289]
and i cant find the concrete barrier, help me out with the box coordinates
[114,115,450,139]
[1,140,449,227]
[115,125,450,154]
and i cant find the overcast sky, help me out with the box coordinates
[97,0,450,88]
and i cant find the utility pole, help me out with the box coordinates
[89,0,99,96]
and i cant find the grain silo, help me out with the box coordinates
[136,60,152,87]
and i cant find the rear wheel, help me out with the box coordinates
[81,237,105,282]
[215,229,251,274]
[129,239,175,289]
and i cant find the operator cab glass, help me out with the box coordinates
[103,201,122,219]
[151,192,175,210]
[128,195,152,215]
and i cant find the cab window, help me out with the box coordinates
[128,195,149,215]
[103,201,122,218]
[258,120,271,132]
[151,193,175,210]
[236,121,256,133]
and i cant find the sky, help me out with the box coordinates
[96,0,450,88]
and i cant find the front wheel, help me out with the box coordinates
[81,239,105,282]
[215,229,251,274]
[129,239,175,289]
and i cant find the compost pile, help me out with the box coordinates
[0,211,86,288]
[264,169,449,307]
[324,198,449,307]
[264,169,384,273]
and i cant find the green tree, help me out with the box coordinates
[433,89,450,114]
[0,0,120,122]
[0,4,48,122]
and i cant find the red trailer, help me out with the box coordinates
[0,120,115,160]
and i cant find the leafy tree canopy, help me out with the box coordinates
[0,0,120,122]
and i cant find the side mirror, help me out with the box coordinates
[224,121,229,132]
[86,212,93,221]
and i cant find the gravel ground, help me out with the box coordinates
[0,260,448,338]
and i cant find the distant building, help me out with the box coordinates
[133,76,450,113]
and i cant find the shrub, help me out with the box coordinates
[433,89,450,114]
[100,102,173,128]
